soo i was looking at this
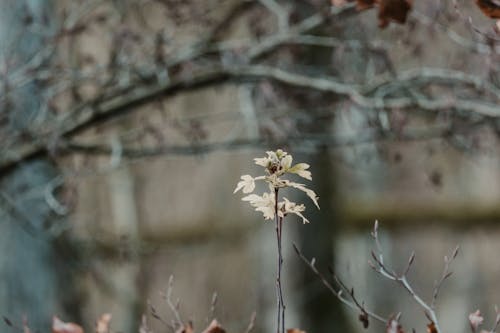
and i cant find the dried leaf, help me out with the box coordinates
[475,0,500,19]
[52,316,84,333]
[234,175,256,194]
[331,0,350,6]
[22,316,31,333]
[287,329,307,333]
[357,0,377,10]
[201,319,226,333]
[139,315,153,333]
[359,311,369,329]
[378,0,412,28]
[175,322,194,333]
[387,318,404,333]
[3,317,12,327]
[469,310,484,330]
[427,322,437,333]
[95,313,111,333]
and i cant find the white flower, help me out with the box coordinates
[288,163,312,180]
[234,175,256,194]
[242,192,275,220]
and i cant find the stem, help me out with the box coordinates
[274,188,286,333]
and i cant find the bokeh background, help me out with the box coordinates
[0,1,499,333]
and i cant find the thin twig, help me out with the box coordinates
[274,188,285,333]
[369,222,443,333]
[244,312,257,333]
[164,275,183,329]
[293,243,387,324]
[431,246,459,309]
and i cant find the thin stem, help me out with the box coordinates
[279,216,285,333]
[274,188,286,333]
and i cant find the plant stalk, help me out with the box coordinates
[274,188,286,333]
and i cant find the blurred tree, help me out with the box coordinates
[0,0,65,330]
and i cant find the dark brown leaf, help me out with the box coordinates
[175,322,194,333]
[359,311,369,329]
[378,0,412,28]
[475,0,500,19]
[427,322,437,333]
[201,320,226,333]
[3,316,12,327]
[357,0,377,10]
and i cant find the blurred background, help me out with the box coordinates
[0,0,499,332]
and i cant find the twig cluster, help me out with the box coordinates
[0,0,499,177]
[294,221,466,333]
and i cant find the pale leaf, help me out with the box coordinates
[234,175,255,194]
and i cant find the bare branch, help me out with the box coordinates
[369,222,443,333]
[431,246,460,309]
[293,243,387,324]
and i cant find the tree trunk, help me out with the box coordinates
[0,1,67,330]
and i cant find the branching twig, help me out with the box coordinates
[293,243,387,324]
[368,222,444,333]
[431,245,459,309]
[164,275,183,330]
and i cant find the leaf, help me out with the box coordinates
[3,317,12,327]
[201,319,226,333]
[359,312,369,329]
[475,0,500,19]
[280,155,293,170]
[242,192,275,220]
[357,0,377,10]
[427,322,437,333]
[175,322,194,333]
[282,197,309,224]
[378,0,412,28]
[386,317,404,333]
[234,175,256,194]
[95,313,111,333]
[287,329,307,333]
[469,310,484,330]
[139,315,153,333]
[52,316,84,333]
[288,163,312,180]
[331,0,350,6]
[287,182,320,209]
